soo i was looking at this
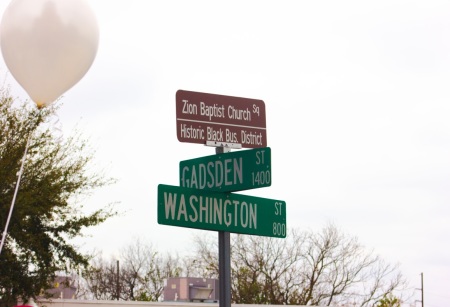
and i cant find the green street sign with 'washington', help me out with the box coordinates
[157,184,286,238]
[179,147,271,193]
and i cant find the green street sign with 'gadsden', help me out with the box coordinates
[157,184,286,238]
[179,147,271,193]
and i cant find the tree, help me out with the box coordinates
[231,232,301,304]
[375,294,402,307]
[191,223,409,306]
[0,86,117,307]
[81,252,119,300]
[191,231,301,304]
[83,239,183,301]
[119,239,183,301]
[292,223,406,306]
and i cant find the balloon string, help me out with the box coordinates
[0,133,32,256]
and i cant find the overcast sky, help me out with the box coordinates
[1,1,450,306]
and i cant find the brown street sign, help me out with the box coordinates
[176,90,267,148]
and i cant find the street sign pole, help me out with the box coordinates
[216,146,231,307]
[219,230,231,307]
[167,89,286,307]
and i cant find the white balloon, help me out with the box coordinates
[0,0,99,108]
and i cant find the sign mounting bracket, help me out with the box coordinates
[206,141,242,149]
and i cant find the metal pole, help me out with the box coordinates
[216,146,231,307]
[421,272,424,307]
[219,231,231,307]
[0,134,32,256]
[117,260,120,300]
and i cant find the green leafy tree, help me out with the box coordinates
[0,86,117,307]
[376,294,401,307]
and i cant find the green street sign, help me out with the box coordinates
[157,184,286,238]
[180,147,271,193]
